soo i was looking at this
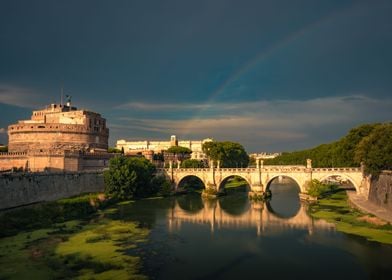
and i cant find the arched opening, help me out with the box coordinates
[219,175,251,193]
[319,175,356,191]
[218,175,251,216]
[266,176,301,218]
[178,175,205,193]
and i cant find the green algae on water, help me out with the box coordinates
[0,218,149,279]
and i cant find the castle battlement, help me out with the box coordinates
[0,152,28,157]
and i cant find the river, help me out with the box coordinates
[1,180,392,279]
[118,181,392,279]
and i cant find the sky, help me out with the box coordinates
[0,0,391,152]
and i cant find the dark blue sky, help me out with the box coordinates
[0,0,391,152]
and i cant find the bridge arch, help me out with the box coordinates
[218,175,251,191]
[177,174,206,190]
[265,175,303,193]
[317,174,359,192]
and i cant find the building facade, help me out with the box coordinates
[0,102,114,172]
[116,135,213,160]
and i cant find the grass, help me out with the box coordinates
[309,190,392,244]
[0,193,107,238]
[224,178,248,189]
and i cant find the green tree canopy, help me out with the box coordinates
[107,147,122,153]
[264,123,392,176]
[202,141,249,168]
[104,156,156,199]
[180,159,204,168]
[354,123,392,176]
[166,146,192,154]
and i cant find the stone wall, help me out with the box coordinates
[0,171,105,210]
[368,171,392,211]
[0,151,115,172]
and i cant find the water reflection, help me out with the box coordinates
[168,195,334,236]
[176,193,204,213]
[267,176,301,218]
[219,193,250,216]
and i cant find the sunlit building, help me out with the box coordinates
[116,135,213,160]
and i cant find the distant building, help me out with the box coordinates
[0,101,115,172]
[116,135,213,160]
[249,152,281,160]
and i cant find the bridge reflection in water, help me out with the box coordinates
[167,196,335,236]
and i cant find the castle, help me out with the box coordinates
[0,100,114,172]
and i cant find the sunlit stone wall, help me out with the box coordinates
[368,171,392,211]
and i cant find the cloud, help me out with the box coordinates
[111,95,392,152]
[0,128,6,133]
[0,85,45,108]
[116,102,213,111]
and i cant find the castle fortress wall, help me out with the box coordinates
[0,151,116,172]
[0,153,29,171]
[0,171,104,210]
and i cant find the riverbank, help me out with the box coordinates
[347,191,392,224]
[0,194,150,279]
[309,190,392,244]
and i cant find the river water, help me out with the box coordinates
[117,182,392,280]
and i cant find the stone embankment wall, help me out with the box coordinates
[368,171,392,211]
[0,171,105,210]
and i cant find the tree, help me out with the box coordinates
[165,146,192,161]
[202,141,249,168]
[107,147,122,153]
[180,159,204,168]
[264,123,382,168]
[166,146,192,154]
[355,123,392,176]
[338,123,379,166]
[104,156,156,199]
[306,179,337,198]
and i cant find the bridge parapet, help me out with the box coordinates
[262,166,307,172]
[218,168,257,172]
[312,167,361,172]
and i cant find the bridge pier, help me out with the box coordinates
[248,184,266,201]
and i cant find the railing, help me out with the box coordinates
[312,167,361,172]
[157,166,362,173]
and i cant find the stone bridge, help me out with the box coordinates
[160,159,369,197]
[167,199,335,236]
